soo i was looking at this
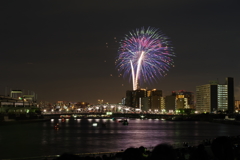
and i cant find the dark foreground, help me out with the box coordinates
[6,135,238,160]
[53,135,240,160]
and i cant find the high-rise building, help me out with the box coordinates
[165,95,175,113]
[196,84,217,113]
[196,77,234,113]
[235,100,240,112]
[217,84,228,111]
[175,90,194,110]
[141,97,150,111]
[125,89,162,111]
[160,97,165,111]
[149,89,162,112]
[226,77,234,113]
[164,90,194,113]
[125,89,147,108]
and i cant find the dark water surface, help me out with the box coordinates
[0,118,239,159]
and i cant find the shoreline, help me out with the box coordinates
[1,116,240,126]
[0,118,51,125]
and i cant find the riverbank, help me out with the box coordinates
[0,117,50,125]
[211,119,240,125]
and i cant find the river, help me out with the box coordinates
[0,118,239,159]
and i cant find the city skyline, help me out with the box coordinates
[1,0,240,104]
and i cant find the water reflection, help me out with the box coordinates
[0,119,240,159]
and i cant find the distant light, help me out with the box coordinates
[106,112,112,115]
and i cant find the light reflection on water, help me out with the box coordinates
[0,119,239,159]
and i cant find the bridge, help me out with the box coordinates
[41,104,226,121]
[43,112,180,120]
[75,104,139,113]
[42,111,226,122]
[42,103,195,120]
[48,103,162,114]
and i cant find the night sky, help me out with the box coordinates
[1,0,240,104]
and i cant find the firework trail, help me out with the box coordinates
[116,27,175,90]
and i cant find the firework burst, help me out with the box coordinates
[116,27,175,90]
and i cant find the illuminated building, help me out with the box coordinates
[148,89,162,112]
[125,89,162,111]
[10,90,23,99]
[160,97,165,111]
[235,100,240,112]
[164,90,194,113]
[196,77,234,113]
[175,90,194,110]
[0,89,38,114]
[217,84,228,111]
[196,83,217,113]
[125,89,147,108]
